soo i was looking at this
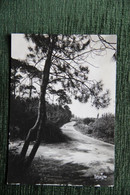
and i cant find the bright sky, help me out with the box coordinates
[11,34,117,118]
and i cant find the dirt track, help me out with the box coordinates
[61,121,114,177]
[9,121,114,185]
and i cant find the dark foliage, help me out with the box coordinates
[83,117,95,125]
[10,58,41,98]
[9,95,72,142]
[9,95,38,139]
[43,121,71,143]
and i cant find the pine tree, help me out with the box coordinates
[16,34,116,167]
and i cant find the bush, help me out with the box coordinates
[42,121,71,143]
[9,96,38,139]
[83,118,95,125]
[91,113,115,143]
[9,95,72,142]
[88,129,93,134]
[75,113,115,144]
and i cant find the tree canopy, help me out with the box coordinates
[23,34,115,109]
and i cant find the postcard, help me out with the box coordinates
[7,34,117,186]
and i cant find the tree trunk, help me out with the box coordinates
[19,125,38,160]
[19,39,54,166]
[13,70,16,98]
[29,77,33,98]
[24,122,44,167]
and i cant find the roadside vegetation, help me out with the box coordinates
[9,95,71,143]
[74,113,115,144]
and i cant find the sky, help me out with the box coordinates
[11,34,117,118]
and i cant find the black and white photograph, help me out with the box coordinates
[7,34,117,186]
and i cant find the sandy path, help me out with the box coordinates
[60,121,114,177]
[10,121,114,179]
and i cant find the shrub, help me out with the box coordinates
[75,113,115,144]
[42,121,71,143]
[9,96,38,139]
[83,118,95,125]
[91,113,115,142]
[9,95,72,142]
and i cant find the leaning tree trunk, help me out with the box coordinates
[29,77,33,98]
[13,70,16,98]
[19,42,54,166]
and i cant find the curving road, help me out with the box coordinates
[61,121,114,177]
[9,121,114,184]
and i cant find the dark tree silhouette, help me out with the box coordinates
[10,59,23,98]
[15,34,116,167]
[10,58,42,98]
